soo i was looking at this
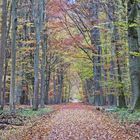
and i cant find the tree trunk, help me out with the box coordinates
[108,0,127,108]
[84,79,95,104]
[44,62,51,104]
[90,1,102,106]
[10,0,17,113]
[128,1,140,109]
[32,0,43,110]
[40,33,47,107]
[40,0,47,108]
[0,0,7,110]
[57,68,64,104]
[1,54,9,109]
[53,74,57,104]
[33,26,40,110]
[1,3,12,109]
[113,26,126,108]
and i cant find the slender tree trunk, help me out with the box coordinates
[57,70,60,104]
[40,0,47,107]
[10,0,17,113]
[32,0,43,110]
[33,26,40,110]
[60,70,64,103]
[67,79,71,103]
[53,74,57,104]
[44,62,51,104]
[84,80,90,103]
[40,32,47,107]
[57,68,64,104]
[128,1,140,109]
[1,54,9,109]
[0,0,7,109]
[2,2,12,109]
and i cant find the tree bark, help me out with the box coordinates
[44,61,51,104]
[40,33,47,107]
[53,74,57,104]
[10,0,17,113]
[113,26,126,108]
[33,26,40,110]
[90,1,102,106]
[0,0,7,110]
[32,0,43,110]
[1,2,12,109]
[57,67,64,104]
[1,52,9,109]
[40,0,47,108]
[128,0,140,109]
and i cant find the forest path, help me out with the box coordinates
[46,103,136,140]
[10,103,138,140]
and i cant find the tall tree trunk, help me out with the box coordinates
[33,27,40,110]
[2,2,11,109]
[1,52,9,109]
[40,32,47,107]
[90,1,102,106]
[128,0,140,109]
[40,0,47,108]
[10,0,17,113]
[53,74,57,104]
[0,0,7,110]
[57,68,64,104]
[60,69,64,103]
[44,60,51,104]
[32,0,43,110]
[106,0,127,108]
[112,26,126,108]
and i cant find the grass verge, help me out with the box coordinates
[17,107,53,117]
[113,108,140,123]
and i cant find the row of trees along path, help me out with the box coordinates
[0,0,140,139]
[0,0,139,112]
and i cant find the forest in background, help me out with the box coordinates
[0,0,140,113]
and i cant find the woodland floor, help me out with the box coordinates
[0,103,140,140]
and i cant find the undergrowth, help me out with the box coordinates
[18,107,53,117]
[114,108,140,123]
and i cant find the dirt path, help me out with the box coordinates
[2,103,139,140]
[46,104,137,140]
